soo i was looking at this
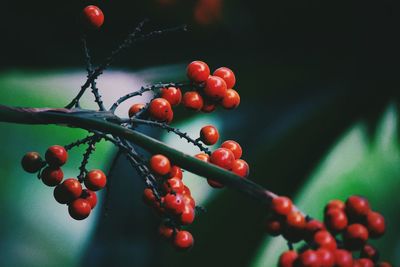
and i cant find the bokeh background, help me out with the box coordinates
[1,1,400,266]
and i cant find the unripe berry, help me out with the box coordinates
[173,230,194,250]
[210,148,235,170]
[21,152,44,173]
[313,230,337,251]
[316,248,335,267]
[231,159,249,178]
[169,165,183,179]
[200,125,219,145]
[204,76,227,100]
[366,211,385,238]
[81,189,97,209]
[41,166,63,187]
[221,89,240,109]
[128,103,145,117]
[221,140,242,159]
[164,177,185,194]
[45,145,68,167]
[54,178,82,204]
[213,67,236,89]
[187,61,210,83]
[345,195,370,219]
[183,91,204,111]
[84,170,107,191]
[150,154,171,176]
[343,223,369,250]
[334,249,353,267]
[160,87,182,106]
[148,98,173,122]
[82,5,104,29]
[271,196,293,216]
[164,193,185,215]
[278,250,298,267]
[324,208,348,234]
[68,198,91,220]
[296,249,321,267]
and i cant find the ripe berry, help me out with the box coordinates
[183,91,204,111]
[324,199,345,213]
[200,125,219,145]
[376,262,392,267]
[128,103,145,117]
[82,5,104,29]
[360,244,379,262]
[221,89,240,109]
[271,196,293,216]
[183,194,196,209]
[41,166,63,187]
[207,178,224,188]
[150,154,171,176]
[345,196,370,219]
[84,170,107,191]
[182,185,191,196]
[143,188,157,206]
[366,211,385,238]
[278,250,298,267]
[187,61,210,83]
[324,208,348,233]
[45,145,68,167]
[231,159,249,178]
[334,249,353,267]
[210,148,235,170]
[355,259,374,267]
[297,249,321,267]
[221,140,242,159]
[159,223,174,239]
[21,152,44,173]
[148,98,173,122]
[160,87,182,106]
[195,153,210,162]
[313,230,337,251]
[213,67,236,89]
[204,76,227,100]
[304,219,325,241]
[266,216,282,236]
[68,198,91,220]
[164,177,185,193]
[173,230,194,250]
[202,100,217,113]
[54,178,82,204]
[316,248,335,267]
[81,189,97,209]
[179,205,195,225]
[343,223,369,250]
[164,193,185,215]
[169,165,183,179]
[283,211,306,242]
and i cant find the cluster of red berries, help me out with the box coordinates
[266,195,391,267]
[142,154,195,250]
[21,145,107,220]
[82,5,105,29]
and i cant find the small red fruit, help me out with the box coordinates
[173,230,194,250]
[304,219,325,241]
[187,61,210,83]
[201,100,217,113]
[183,194,195,209]
[210,148,235,170]
[200,125,219,145]
[54,178,83,204]
[179,205,195,225]
[343,223,369,250]
[366,211,385,238]
[81,189,97,209]
[169,165,183,179]
[213,67,236,89]
[376,262,392,267]
[195,153,210,162]
[324,208,348,233]
[314,230,337,251]
[324,199,345,213]
[142,188,157,206]
[21,152,44,173]
[68,198,91,220]
[355,259,374,267]
[82,5,104,29]
[345,196,370,219]
[159,223,174,239]
[183,91,204,111]
[278,250,298,267]
[284,211,306,242]
[297,249,321,267]
[41,166,63,187]
[204,76,227,100]
[163,177,185,193]
[221,89,240,109]
[316,248,335,267]
[334,249,353,267]
[148,98,173,122]
[271,196,293,216]
[164,193,185,215]
[160,87,182,106]
[45,145,68,167]
[360,244,379,262]
[221,140,242,159]
[266,216,282,236]
[128,103,145,117]
[231,159,249,178]
[84,170,107,191]
[149,154,171,176]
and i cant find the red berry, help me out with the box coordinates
[183,194,196,209]
[202,100,217,113]
[376,262,392,267]
[283,211,306,242]
[266,216,282,236]
[324,199,345,213]
[159,223,174,239]
[68,198,91,220]
[128,103,145,117]
[297,250,321,267]
[82,5,104,29]
[366,211,385,238]
[84,170,107,191]
[164,193,185,215]
[148,98,173,122]
[169,165,183,179]
[355,259,374,267]
[183,91,204,111]
[221,89,240,109]
[271,196,293,216]
[210,148,235,170]
[200,125,219,145]
[345,196,370,219]
[314,230,337,251]
[221,140,242,159]
[160,87,182,106]
[204,76,227,100]
[45,145,68,167]
[343,223,369,250]
[213,67,236,89]
[182,185,191,196]
[173,230,194,250]
[278,250,298,267]
[360,244,379,262]
[41,166,63,187]
[324,208,348,233]
[304,219,326,241]
[187,61,210,83]
[316,248,335,267]
[142,188,157,206]
[231,159,249,178]
[81,189,97,209]
[21,152,44,173]
[164,177,185,193]
[207,178,224,189]
[179,205,195,225]
[54,178,82,204]
[195,153,210,162]
[150,154,171,176]
[334,249,353,267]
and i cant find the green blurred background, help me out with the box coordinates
[1,1,400,266]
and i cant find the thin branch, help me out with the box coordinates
[64,135,95,151]
[77,137,101,181]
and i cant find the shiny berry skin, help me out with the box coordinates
[232,159,249,178]
[180,205,195,225]
[150,154,171,176]
[376,262,392,267]
[271,196,293,216]
[164,177,185,193]
[221,89,240,109]
[82,5,104,29]
[183,194,196,209]
[148,98,173,122]
[366,211,385,238]
[278,250,298,267]
[187,61,210,83]
[334,249,353,267]
[213,67,236,89]
[360,244,379,262]
[160,87,182,106]
[207,178,224,188]
[297,250,321,267]
[266,216,282,236]
[316,248,335,267]
[355,259,374,267]
[169,165,183,179]
[142,188,157,206]
[182,185,191,196]
[84,170,107,191]
[201,100,216,113]
[68,198,91,220]
[41,166,63,187]
[54,178,83,204]
[221,140,242,159]
[21,152,44,173]
[183,91,204,111]
[344,223,369,250]
[128,103,145,117]
[200,125,219,145]
[324,199,345,213]
[210,148,235,170]
[173,230,194,250]
[313,230,337,250]
[345,196,370,219]
[45,145,68,167]
[81,189,97,209]
[324,208,348,233]
[204,76,227,100]
[195,153,210,162]
[159,223,174,239]
[164,193,185,215]
[304,219,325,241]
[283,211,306,242]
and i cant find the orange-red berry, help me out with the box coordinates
[160,87,182,106]
[183,91,204,111]
[82,5,104,29]
[187,61,210,83]
[128,103,145,117]
[221,140,242,159]
[213,67,236,89]
[271,196,293,216]
[210,148,235,170]
[173,230,194,250]
[366,211,385,238]
[45,145,68,167]
[278,250,298,267]
[84,170,107,191]
[81,189,97,209]
[148,98,173,122]
[150,154,171,176]
[221,89,240,109]
[204,76,227,100]
[200,125,219,145]
[231,159,249,178]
